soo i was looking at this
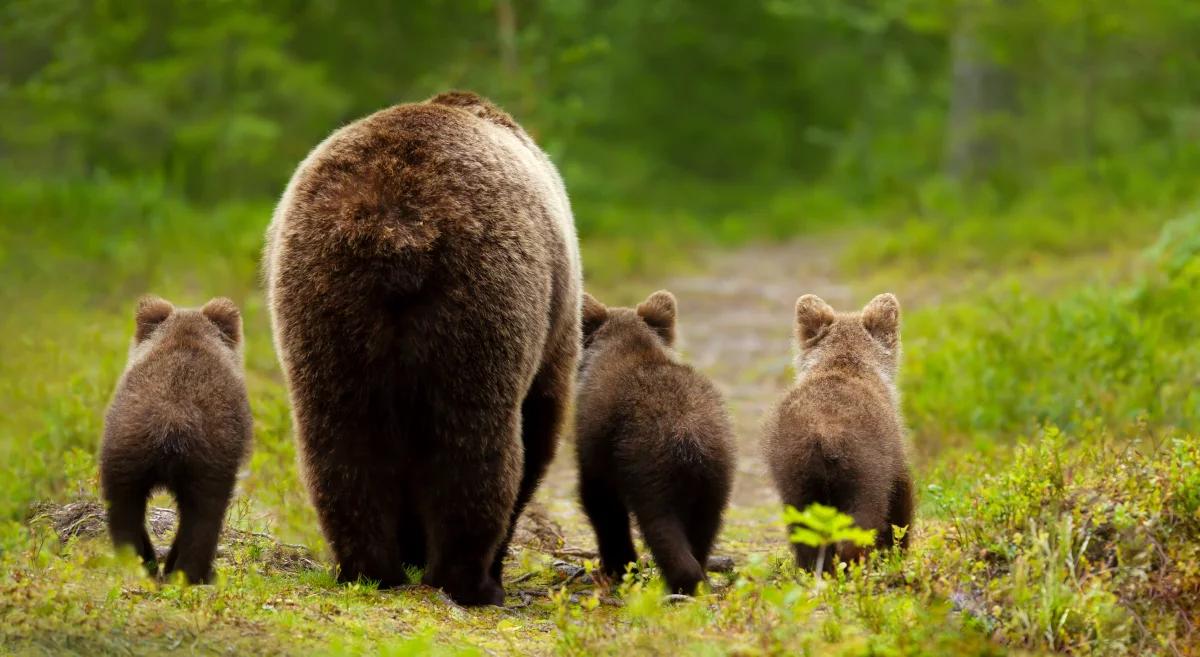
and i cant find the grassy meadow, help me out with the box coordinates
[0,175,1197,655]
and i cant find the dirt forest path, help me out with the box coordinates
[533,238,857,552]
[666,240,856,505]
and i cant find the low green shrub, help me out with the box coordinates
[545,423,1198,656]
[926,425,1200,654]
[903,211,1200,444]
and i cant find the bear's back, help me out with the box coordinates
[764,369,904,486]
[270,93,575,269]
[265,92,581,458]
[107,324,249,445]
[265,93,580,358]
[581,355,732,474]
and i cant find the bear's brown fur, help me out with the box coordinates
[265,92,581,606]
[576,291,735,595]
[762,293,914,570]
[100,296,252,584]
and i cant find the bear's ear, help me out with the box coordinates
[135,296,174,342]
[861,293,900,349]
[581,293,608,342]
[202,297,242,348]
[636,290,677,346]
[795,294,835,346]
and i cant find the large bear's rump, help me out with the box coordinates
[266,93,580,605]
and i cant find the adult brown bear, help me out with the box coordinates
[265,92,581,606]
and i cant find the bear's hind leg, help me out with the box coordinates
[780,478,821,571]
[490,338,575,582]
[394,498,427,581]
[580,471,638,582]
[419,410,521,606]
[685,487,728,579]
[886,469,915,549]
[105,482,157,575]
[834,489,889,567]
[635,507,705,595]
[314,465,410,588]
[164,480,233,584]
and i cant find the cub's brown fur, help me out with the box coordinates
[100,296,252,584]
[763,293,914,570]
[576,291,735,595]
[265,92,580,606]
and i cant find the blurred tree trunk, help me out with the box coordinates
[494,0,534,118]
[944,0,1018,182]
[1080,0,1097,178]
[495,0,519,78]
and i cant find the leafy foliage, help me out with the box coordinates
[2,0,1199,233]
[901,210,1200,444]
[925,425,1200,653]
[785,503,877,551]
[785,503,877,575]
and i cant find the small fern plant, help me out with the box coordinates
[783,502,876,576]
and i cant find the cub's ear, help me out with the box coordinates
[861,293,900,349]
[636,290,677,346]
[581,293,609,341]
[135,296,174,342]
[795,294,835,346]
[202,297,242,347]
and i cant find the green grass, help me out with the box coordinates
[545,426,1199,656]
[839,163,1194,275]
[4,422,1194,655]
[1,178,1197,654]
[900,210,1200,449]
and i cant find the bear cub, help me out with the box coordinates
[763,293,914,570]
[576,290,735,595]
[100,296,252,583]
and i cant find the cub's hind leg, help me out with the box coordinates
[685,484,729,579]
[635,508,705,595]
[834,487,890,566]
[164,476,234,584]
[580,471,638,582]
[885,469,915,549]
[779,477,822,571]
[104,482,158,575]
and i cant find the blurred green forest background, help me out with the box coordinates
[3,0,1199,236]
